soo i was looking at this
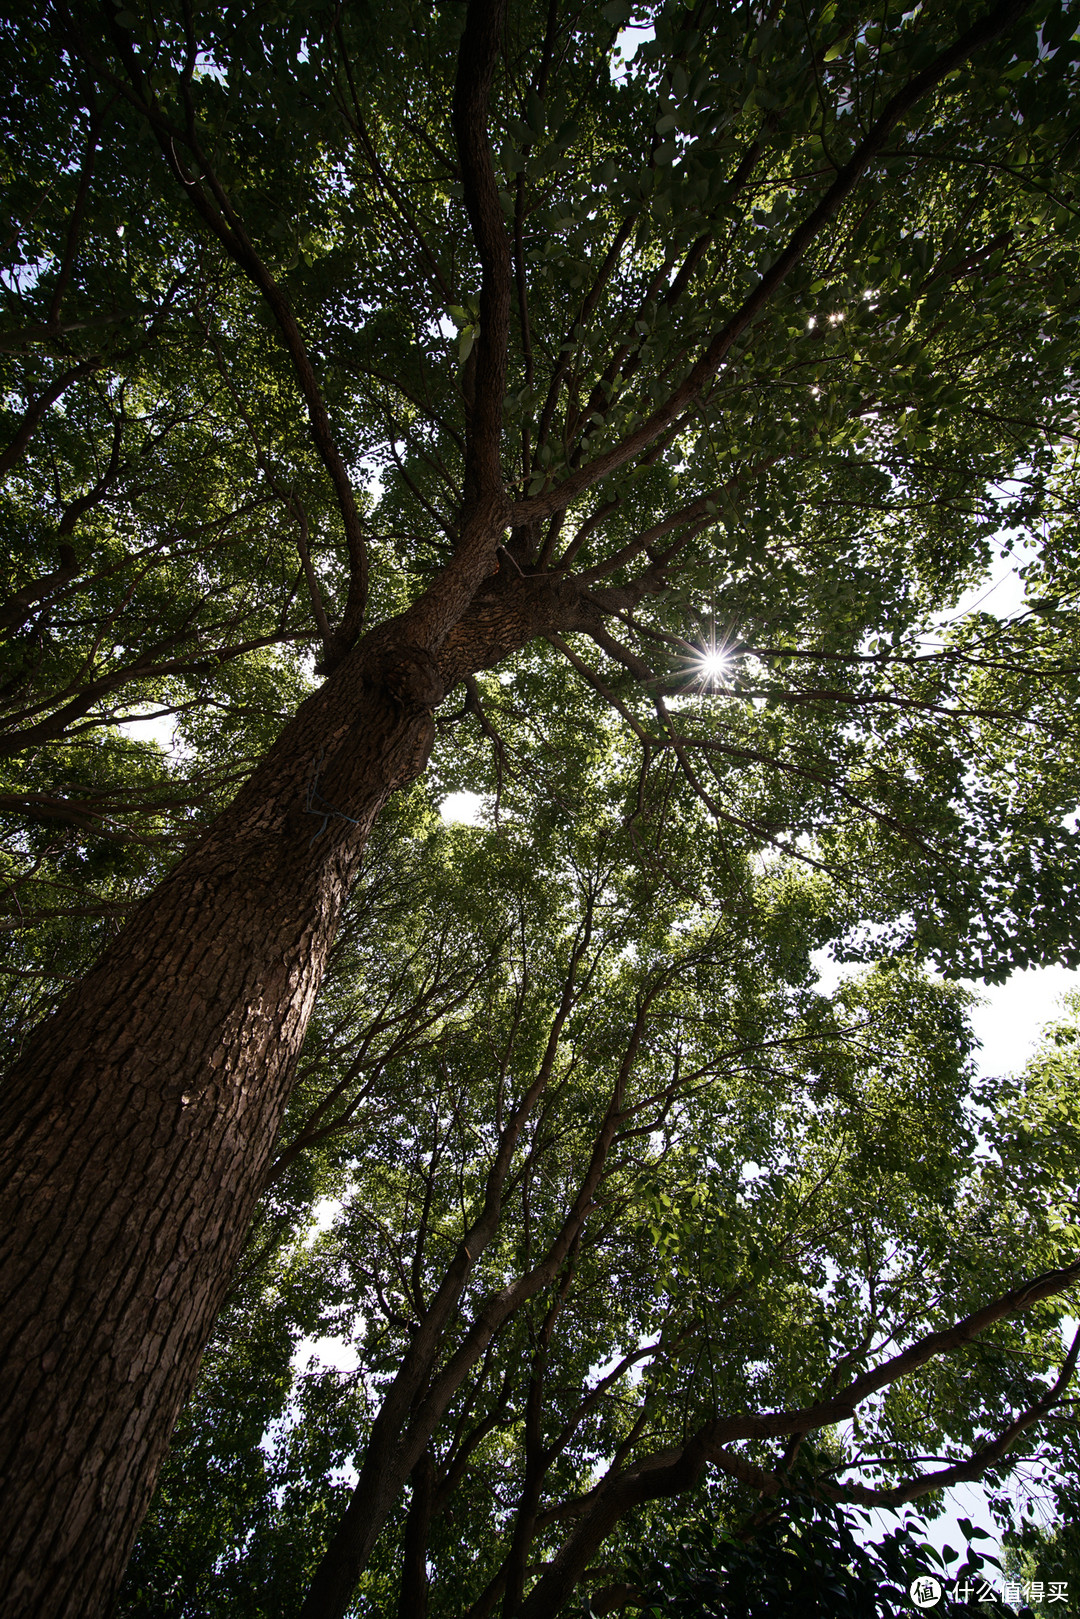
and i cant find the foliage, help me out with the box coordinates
[112,789,1080,1616]
[617,1491,999,1617]
[5,0,1080,988]
[4,0,1080,1611]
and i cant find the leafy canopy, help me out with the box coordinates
[4,0,1080,986]
[4,0,1080,1613]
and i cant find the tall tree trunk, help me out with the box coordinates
[0,630,444,1618]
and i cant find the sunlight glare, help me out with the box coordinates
[699,651,729,684]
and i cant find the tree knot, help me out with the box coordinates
[374,644,444,711]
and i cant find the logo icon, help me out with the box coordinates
[909,1576,943,1609]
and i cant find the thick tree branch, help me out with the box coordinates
[510,0,1035,526]
[0,359,102,477]
[517,1258,1080,1617]
[0,546,81,634]
[824,1320,1080,1508]
[397,1450,435,1619]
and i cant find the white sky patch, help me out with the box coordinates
[938,557,1029,625]
[440,791,485,825]
[4,256,51,296]
[113,707,181,755]
[290,1334,361,1376]
[855,1485,1002,1575]
[926,492,1047,634]
[303,1196,343,1246]
[809,949,855,999]
[611,22,654,80]
[260,1327,364,1467]
[965,964,1080,1079]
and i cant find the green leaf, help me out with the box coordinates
[526,89,545,137]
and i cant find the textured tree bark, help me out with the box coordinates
[0,628,447,1618]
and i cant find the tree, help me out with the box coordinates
[108,798,1080,1618]
[2,0,1080,1612]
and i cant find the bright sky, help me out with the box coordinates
[966,965,1079,1078]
